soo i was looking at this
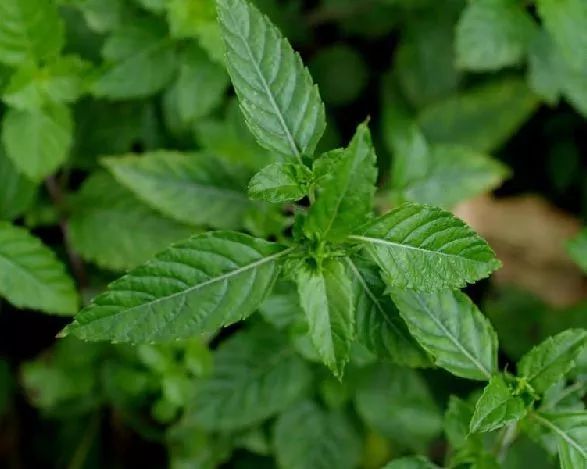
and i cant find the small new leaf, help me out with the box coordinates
[217,0,325,158]
[248,161,312,203]
[0,222,78,315]
[517,329,587,394]
[470,375,527,433]
[351,203,501,290]
[61,232,290,343]
[295,258,354,378]
[390,289,498,381]
[304,123,377,242]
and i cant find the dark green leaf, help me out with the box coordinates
[185,327,311,431]
[274,400,361,469]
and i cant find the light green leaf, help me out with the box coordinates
[69,173,194,271]
[304,123,377,241]
[92,19,176,99]
[534,412,587,469]
[394,143,510,209]
[248,161,312,203]
[217,0,325,158]
[3,56,90,110]
[295,258,354,378]
[0,0,64,66]
[258,281,302,329]
[185,327,311,431]
[347,257,431,367]
[0,148,37,220]
[418,78,539,153]
[1,102,72,181]
[383,456,439,469]
[527,30,562,105]
[567,229,587,274]
[167,0,224,64]
[536,0,587,73]
[350,203,501,290]
[103,151,252,229]
[518,329,587,394]
[61,232,290,342]
[456,0,535,71]
[166,44,229,125]
[0,221,77,315]
[445,396,476,448]
[355,364,443,451]
[390,289,498,381]
[274,400,361,469]
[470,375,527,433]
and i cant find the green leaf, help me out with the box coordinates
[394,10,461,109]
[518,329,587,394]
[536,0,587,73]
[274,400,361,469]
[445,396,476,449]
[418,78,539,153]
[3,56,90,111]
[0,221,77,315]
[455,0,535,71]
[347,257,431,367]
[1,102,73,181]
[350,203,501,290]
[166,44,229,125]
[527,30,562,105]
[61,232,290,342]
[0,148,37,221]
[304,123,377,241]
[185,327,311,431]
[533,412,587,469]
[248,161,312,203]
[383,456,439,469]
[394,143,510,209]
[470,375,527,433]
[309,44,368,106]
[258,281,302,329]
[390,289,498,381]
[166,0,224,64]
[0,0,65,66]
[103,151,252,229]
[355,364,443,451]
[217,0,325,158]
[69,173,194,271]
[567,229,587,274]
[92,19,176,99]
[295,258,354,378]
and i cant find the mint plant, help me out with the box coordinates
[0,0,586,467]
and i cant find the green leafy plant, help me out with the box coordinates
[0,0,586,467]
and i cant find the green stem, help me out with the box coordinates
[495,422,518,463]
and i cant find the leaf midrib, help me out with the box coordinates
[348,234,490,264]
[533,413,587,459]
[87,246,294,318]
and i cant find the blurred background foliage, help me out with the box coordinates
[0,0,586,467]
